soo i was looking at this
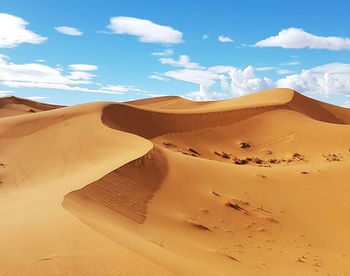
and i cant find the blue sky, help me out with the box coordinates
[1,0,350,106]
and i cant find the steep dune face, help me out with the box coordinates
[1,89,350,275]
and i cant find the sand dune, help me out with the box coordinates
[1,88,350,275]
[0,95,62,118]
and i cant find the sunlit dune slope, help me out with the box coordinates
[0,95,62,118]
[1,88,350,275]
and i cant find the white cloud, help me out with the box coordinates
[160,55,204,69]
[160,56,273,99]
[3,81,124,94]
[186,85,226,101]
[203,34,208,39]
[344,100,350,108]
[151,49,173,56]
[69,64,98,71]
[107,16,183,44]
[0,13,47,48]
[228,66,274,96]
[0,55,139,94]
[276,65,350,95]
[0,54,9,63]
[165,69,220,87]
[149,74,169,81]
[35,59,45,63]
[281,61,300,66]
[26,96,48,101]
[255,28,350,50]
[277,69,294,75]
[67,70,96,81]
[101,84,147,93]
[0,90,13,96]
[55,26,82,36]
[218,35,233,43]
[256,66,276,71]
[310,63,350,74]
[157,52,350,100]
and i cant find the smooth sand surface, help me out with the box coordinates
[1,88,350,275]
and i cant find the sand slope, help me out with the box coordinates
[1,88,350,275]
[0,96,62,118]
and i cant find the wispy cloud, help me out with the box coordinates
[256,66,276,71]
[107,16,183,44]
[160,55,204,69]
[218,35,233,43]
[277,69,295,75]
[281,61,300,66]
[0,55,142,94]
[151,49,173,56]
[255,28,350,50]
[26,96,48,101]
[69,64,98,71]
[149,74,169,81]
[55,26,83,36]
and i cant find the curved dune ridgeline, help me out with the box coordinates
[102,89,350,139]
[1,88,350,275]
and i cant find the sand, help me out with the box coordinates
[1,88,350,275]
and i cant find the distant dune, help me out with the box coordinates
[1,88,350,275]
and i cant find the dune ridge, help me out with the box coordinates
[1,88,350,275]
[0,95,62,118]
[103,89,350,139]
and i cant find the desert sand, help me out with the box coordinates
[1,88,350,275]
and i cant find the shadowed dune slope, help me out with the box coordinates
[1,88,350,275]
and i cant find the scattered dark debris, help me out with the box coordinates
[253,157,264,164]
[323,153,342,162]
[266,217,279,223]
[177,150,197,157]
[163,142,176,148]
[300,171,309,174]
[190,221,211,231]
[150,239,164,248]
[39,257,51,261]
[297,257,306,263]
[226,202,248,212]
[292,153,304,160]
[240,142,251,149]
[221,152,231,159]
[212,191,221,197]
[265,150,273,155]
[257,174,267,178]
[225,254,239,262]
[269,158,279,164]
[28,108,36,113]
[257,206,272,214]
[0,163,6,167]
[214,151,231,159]
[188,147,200,155]
[234,159,248,165]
